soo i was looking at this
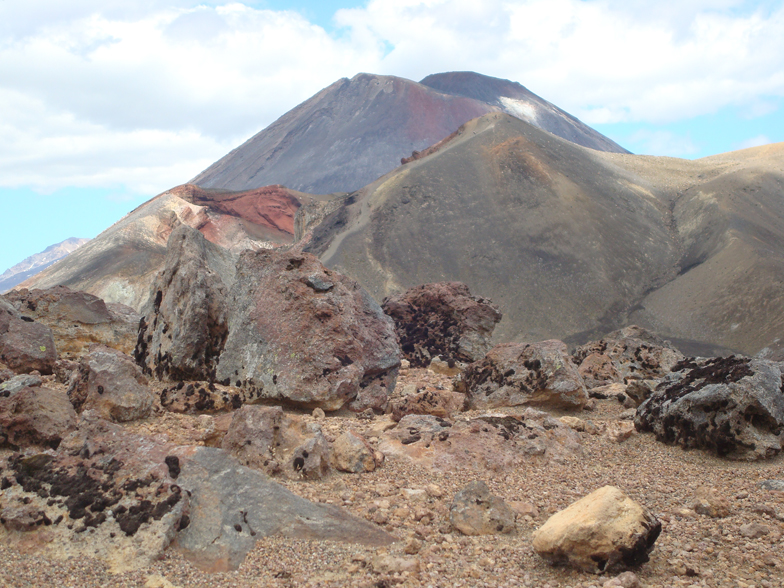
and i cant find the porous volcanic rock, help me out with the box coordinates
[382,282,502,368]
[458,340,588,410]
[159,381,261,414]
[0,386,77,448]
[135,225,236,382]
[0,414,189,571]
[0,298,57,375]
[2,286,139,358]
[635,356,784,460]
[574,326,684,389]
[170,445,395,572]
[390,387,467,422]
[215,250,400,412]
[221,405,330,480]
[331,430,377,473]
[67,345,153,422]
[449,480,516,535]
[532,486,661,574]
[379,409,582,471]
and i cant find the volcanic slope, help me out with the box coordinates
[20,184,330,310]
[305,113,784,356]
[190,72,628,195]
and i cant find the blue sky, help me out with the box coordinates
[1,0,783,272]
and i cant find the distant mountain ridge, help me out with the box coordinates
[0,237,89,293]
[190,71,628,195]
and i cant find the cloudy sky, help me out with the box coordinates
[1,0,783,272]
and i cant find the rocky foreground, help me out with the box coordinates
[2,233,784,588]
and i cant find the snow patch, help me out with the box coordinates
[499,97,540,125]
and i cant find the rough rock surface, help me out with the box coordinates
[2,287,139,358]
[221,405,330,480]
[135,225,235,382]
[635,356,784,460]
[390,388,466,422]
[382,282,502,368]
[67,345,153,422]
[332,430,377,473]
[0,414,188,571]
[0,386,77,448]
[0,298,57,375]
[171,445,395,572]
[532,485,662,574]
[380,409,582,471]
[159,381,261,414]
[459,340,587,410]
[574,326,684,389]
[0,374,42,396]
[216,250,400,412]
[449,480,516,535]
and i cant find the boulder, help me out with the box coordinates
[0,298,57,374]
[171,445,395,572]
[0,415,189,571]
[379,409,582,471]
[449,480,516,535]
[135,225,235,382]
[332,430,377,473]
[159,381,261,414]
[216,250,400,412]
[67,345,153,422]
[635,356,784,460]
[2,286,140,359]
[390,388,466,422]
[459,340,588,410]
[0,386,77,448]
[382,282,502,368]
[0,374,42,396]
[221,405,330,480]
[532,486,661,574]
[574,326,684,388]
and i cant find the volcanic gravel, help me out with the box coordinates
[2,368,784,588]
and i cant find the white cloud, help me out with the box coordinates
[0,0,782,194]
[625,129,700,157]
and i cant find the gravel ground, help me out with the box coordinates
[2,368,784,588]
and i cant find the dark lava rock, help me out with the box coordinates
[67,345,152,422]
[382,282,501,368]
[458,340,588,410]
[171,445,395,572]
[0,297,57,375]
[135,225,236,382]
[215,250,400,412]
[635,356,784,460]
[0,386,77,448]
[158,381,259,414]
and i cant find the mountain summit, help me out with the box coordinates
[190,71,628,195]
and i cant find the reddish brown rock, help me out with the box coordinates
[0,298,56,375]
[67,345,153,422]
[390,388,466,422]
[221,405,330,480]
[450,480,516,535]
[459,340,588,410]
[382,282,502,368]
[2,286,139,359]
[215,250,400,412]
[0,386,77,448]
[332,430,377,473]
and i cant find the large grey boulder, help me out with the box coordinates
[458,340,588,410]
[0,298,57,375]
[381,282,502,368]
[135,225,236,382]
[216,249,400,412]
[635,356,784,460]
[171,445,396,572]
[67,345,153,422]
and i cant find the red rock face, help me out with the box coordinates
[170,184,302,237]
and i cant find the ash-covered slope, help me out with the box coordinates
[191,72,628,195]
[420,71,628,154]
[305,113,784,356]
